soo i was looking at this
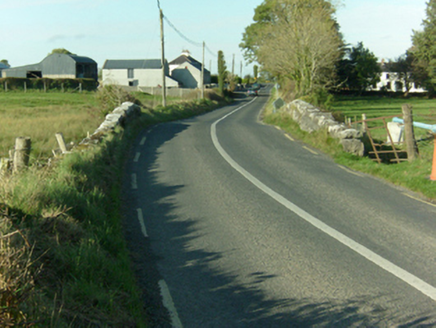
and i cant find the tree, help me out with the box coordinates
[0,59,10,67]
[217,50,227,95]
[338,42,380,94]
[411,0,436,94]
[48,48,75,56]
[253,65,259,80]
[240,0,343,97]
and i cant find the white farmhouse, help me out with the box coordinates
[368,62,426,93]
[102,59,179,88]
[169,51,210,89]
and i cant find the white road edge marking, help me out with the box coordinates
[285,134,295,142]
[159,280,183,328]
[403,193,436,208]
[134,152,141,162]
[131,173,138,190]
[338,165,365,178]
[140,136,147,145]
[136,208,148,238]
[303,145,318,155]
[211,101,436,302]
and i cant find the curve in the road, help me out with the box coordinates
[210,97,436,303]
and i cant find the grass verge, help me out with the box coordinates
[0,92,228,326]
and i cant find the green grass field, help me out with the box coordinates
[0,91,102,161]
[331,95,436,125]
[0,90,189,162]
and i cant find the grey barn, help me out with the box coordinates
[2,53,98,80]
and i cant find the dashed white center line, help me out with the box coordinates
[159,280,183,328]
[136,208,148,238]
[140,136,147,145]
[134,152,141,162]
[131,173,137,189]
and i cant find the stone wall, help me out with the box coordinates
[278,99,364,156]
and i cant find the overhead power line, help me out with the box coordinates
[163,16,202,47]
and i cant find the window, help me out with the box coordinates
[386,82,391,90]
[128,68,134,79]
[386,73,390,79]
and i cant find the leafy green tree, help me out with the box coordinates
[217,50,227,95]
[338,42,380,94]
[411,0,436,94]
[48,48,75,56]
[0,59,10,67]
[253,65,259,80]
[240,0,343,97]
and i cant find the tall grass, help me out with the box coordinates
[0,88,227,326]
[0,91,102,161]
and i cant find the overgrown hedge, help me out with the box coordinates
[0,77,98,92]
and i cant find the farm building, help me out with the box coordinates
[2,53,98,80]
[102,59,179,88]
[169,51,211,89]
[0,62,9,77]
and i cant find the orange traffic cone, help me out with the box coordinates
[430,135,436,181]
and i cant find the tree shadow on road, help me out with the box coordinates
[122,120,436,327]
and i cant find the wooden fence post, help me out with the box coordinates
[24,82,27,93]
[13,137,31,172]
[362,114,367,132]
[55,132,68,153]
[402,104,419,162]
[5,81,7,92]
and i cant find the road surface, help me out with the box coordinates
[123,89,436,327]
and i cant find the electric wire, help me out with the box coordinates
[158,4,217,58]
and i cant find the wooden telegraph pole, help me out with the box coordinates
[201,41,205,99]
[160,9,167,107]
[402,104,419,161]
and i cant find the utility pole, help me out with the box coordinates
[160,9,167,107]
[201,41,205,99]
[240,61,242,80]
[232,54,235,76]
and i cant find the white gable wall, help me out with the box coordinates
[103,68,178,87]
[171,62,210,89]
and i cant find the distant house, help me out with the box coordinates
[2,53,98,80]
[0,62,9,78]
[169,51,211,89]
[102,59,179,88]
[368,62,426,93]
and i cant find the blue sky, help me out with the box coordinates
[0,0,428,76]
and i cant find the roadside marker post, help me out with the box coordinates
[430,134,436,181]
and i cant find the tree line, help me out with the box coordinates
[238,0,436,99]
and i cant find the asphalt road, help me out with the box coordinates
[123,88,436,327]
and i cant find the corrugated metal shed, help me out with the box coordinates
[103,59,163,70]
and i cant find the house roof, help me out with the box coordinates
[103,59,163,69]
[67,55,97,64]
[169,54,205,71]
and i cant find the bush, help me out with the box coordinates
[0,77,98,92]
[95,85,141,116]
[300,88,335,110]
